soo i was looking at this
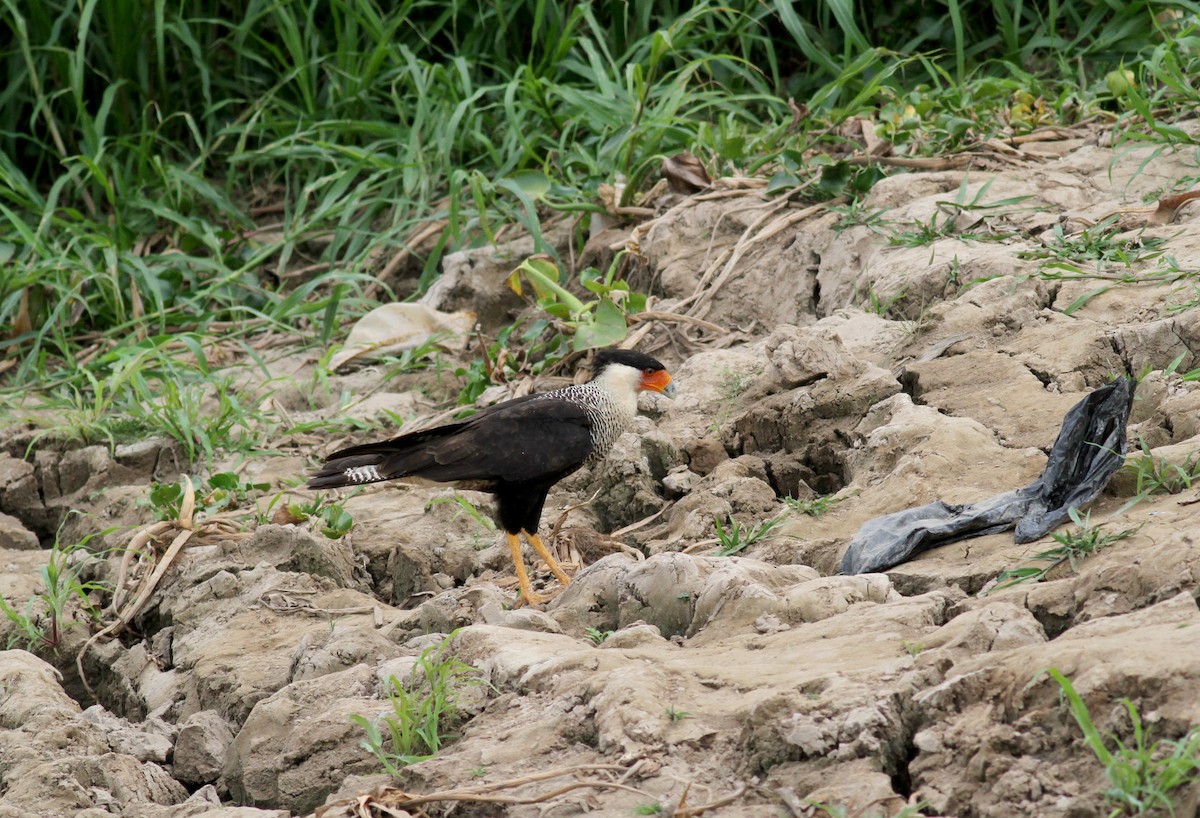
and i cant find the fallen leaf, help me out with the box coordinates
[1151,190,1200,224]
[272,504,307,526]
[328,303,475,372]
[662,153,711,194]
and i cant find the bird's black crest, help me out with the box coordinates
[591,348,665,375]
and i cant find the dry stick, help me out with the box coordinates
[621,321,656,351]
[698,191,787,275]
[674,784,748,817]
[364,218,450,300]
[682,538,719,555]
[610,506,667,538]
[691,195,796,298]
[844,153,978,169]
[547,487,604,543]
[280,261,340,279]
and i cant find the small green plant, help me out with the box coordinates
[717,368,755,401]
[885,177,1028,248]
[831,200,890,233]
[272,494,356,539]
[316,503,355,539]
[784,493,842,518]
[506,255,646,352]
[1124,442,1200,498]
[351,635,486,775]
[427,495,497,532]
[714,514,784,556]
[863,285,907,317]
[632,805,662,816]
[147,473,270,522]
[886,213,956,248]
[666,706,691,722]
[1020,216,1167,268]
[584,626,613,645]
[708,366,761,433]
[0,525,113,653]
[902,641,924,657]
[988,508,1136,592]
[1048,668,1200,816]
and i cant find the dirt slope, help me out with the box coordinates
[2,131,1200,818]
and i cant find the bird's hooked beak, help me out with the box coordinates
[640,369,677,398]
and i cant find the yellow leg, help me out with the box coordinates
[523,530,573,588]
[506,532,548,608]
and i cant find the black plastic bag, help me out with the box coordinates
[840,376,1135,575]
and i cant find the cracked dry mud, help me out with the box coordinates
[3,132,1200,818]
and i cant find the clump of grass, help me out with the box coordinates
[0,524,113,654]
[584,626,614,646]
[1021,216,1167,268]
[351,635,486,774]
[987,507,1137,592]
[884,177,1029,248]
[1048,668,1200,816]
[714,514,784,556]
[666,705,691,722]
[128,380,261,466]
[1125,442,1200,498]
[784,493,842,518]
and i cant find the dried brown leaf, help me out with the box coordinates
[1152,190,1200,225]
[662,152,711,194]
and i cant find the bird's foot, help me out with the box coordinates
[513,583,567,609]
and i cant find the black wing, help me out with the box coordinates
[309,397,594,488]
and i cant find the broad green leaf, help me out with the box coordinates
[573,298,627,351]
[502,169,551,200]
[508,258,586,315]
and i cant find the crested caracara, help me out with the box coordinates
[308,348,676,606]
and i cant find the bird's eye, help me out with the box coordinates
[643,367,655,375]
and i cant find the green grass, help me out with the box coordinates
[783,493,843,518]
[0,521,114,654]
[988,507,1137,592]
[1049,668,1200,816]
[584,626,614,645]
[666,705,692,722]
[1020,216,1168,268]
[1125,442,1200,497]
[714,514,785,556]
[351,633,486,775]
[3,0,1198,468]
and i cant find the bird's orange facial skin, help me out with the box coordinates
[639,369,674,395]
